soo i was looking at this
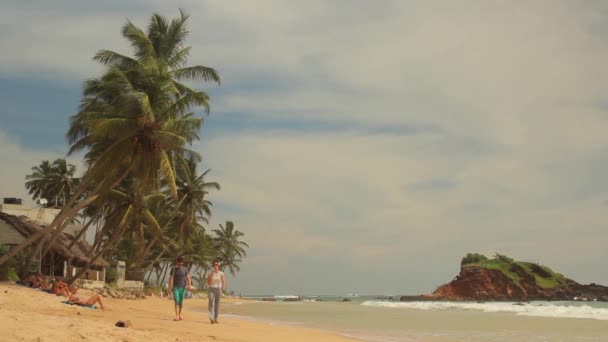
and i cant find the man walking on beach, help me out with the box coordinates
[207,260,226,324]
[169,256,193,321]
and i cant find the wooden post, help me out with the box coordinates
[50,252,55,276]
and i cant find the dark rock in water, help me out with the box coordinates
[399,295,436,302]
[284,297,301,302]
[261,298,276,301]
[342,298,351,302]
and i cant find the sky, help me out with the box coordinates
[1,0,608,295]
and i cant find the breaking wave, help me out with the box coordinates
[361,300,608,320]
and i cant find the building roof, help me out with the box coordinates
[0,212,109,269]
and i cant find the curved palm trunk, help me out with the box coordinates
[0,193,100,266]
[0,167,130,267]
[67,214,131,285]
[64,213,98,250]
[42,168,131,260]
[17,237,45,277]
[131,237,158,269]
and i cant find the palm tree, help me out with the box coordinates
[25,159,80,208]
[174,158,220,240]
[213,221,249,276]
[0,10,219,267]
[47,159,80,208]
[96,180,170,268]
[25,160,54,206]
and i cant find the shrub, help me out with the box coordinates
[494,253,514,263]
[0,244,14,281]
[28,260,41,274]
[105,267,118,284]
[509,262,525,275]
[7,268,19,281]
[461,253,488,266]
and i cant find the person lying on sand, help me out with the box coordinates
[25,272,50,289]
[68,286,106,310]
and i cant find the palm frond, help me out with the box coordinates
[160,150,177,199]
[93,50,138,68]
[172,66,221,85]
[122,20,156,59]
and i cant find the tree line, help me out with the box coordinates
[1,10,248,287]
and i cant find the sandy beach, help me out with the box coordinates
[0,283,354,342]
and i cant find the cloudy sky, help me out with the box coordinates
[2,0,608,295]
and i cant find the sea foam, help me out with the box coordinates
[361,300,608,320]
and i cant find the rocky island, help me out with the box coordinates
[402,253,608,302]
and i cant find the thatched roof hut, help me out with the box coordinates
[0,212,108,269]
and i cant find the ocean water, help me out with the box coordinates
[219,296,608,341]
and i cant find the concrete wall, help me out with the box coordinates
[66,265,106,282]
[76,279,105,290]
[0,204,59,225]
[123,280,144,290]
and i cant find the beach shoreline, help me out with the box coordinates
[0,282,355,342]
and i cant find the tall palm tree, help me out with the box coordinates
[213,221,249,276]
[47,159,80,208]
[25,160,54,205]
[0,10,219,268]
[25,159,80,208]
[174,158,220,240]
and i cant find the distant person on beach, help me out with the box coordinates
[207,260,226,324]
[168,256,193,321]
[68,286,106,309]
[25,272,49,289]
[52,278,70,297]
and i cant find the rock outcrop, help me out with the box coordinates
[402,253,608,302]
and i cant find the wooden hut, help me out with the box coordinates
[0,212,108,283]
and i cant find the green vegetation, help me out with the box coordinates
[462,253,567,289]
[25,159,80,208]
[0,10,249,285]
[105,267,118,284]
[0,244,11,280]
[461,253,488,265]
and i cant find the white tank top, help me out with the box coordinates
[210,271,224,288]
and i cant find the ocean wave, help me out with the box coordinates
[360,300,608,320]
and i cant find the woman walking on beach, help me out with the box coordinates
[207,260,226,324]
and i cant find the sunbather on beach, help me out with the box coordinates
[25,272,50,289]
[68,286,106,310]
[52,278,70,297]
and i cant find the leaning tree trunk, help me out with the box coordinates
[0,193,100,266]
[0,166,132,267]
[17,234,47,278]
[64,214,99,250]
[67,218,130,285]
[42,168,130,259]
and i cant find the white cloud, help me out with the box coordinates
[2,0,608,293]
[200,128,608,293]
